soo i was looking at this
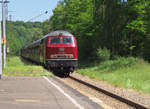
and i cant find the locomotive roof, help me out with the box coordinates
[22,30,74,49]
[44,30,74,37]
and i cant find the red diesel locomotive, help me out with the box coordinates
[21,30,78,76]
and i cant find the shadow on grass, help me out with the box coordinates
[78,60,100,69]
[20,57,37,66]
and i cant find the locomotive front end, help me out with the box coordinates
[46,31,78,76]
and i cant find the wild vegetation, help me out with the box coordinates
[41,0,150,61]
[6,21,43,55]
[77,57,150,94]
[6,0,150,62]
[3,57,52,77]
[4,0,150,93]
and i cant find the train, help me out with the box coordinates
[21,30,78,76]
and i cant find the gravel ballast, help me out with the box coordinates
[70,73,150,108]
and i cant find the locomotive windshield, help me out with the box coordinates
[63,37,73,44]
[50,37,60,44]
[50,36,73,44]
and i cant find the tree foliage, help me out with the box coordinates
[5,0,150,62]
[6,21,43,55]
[43,0,150,61]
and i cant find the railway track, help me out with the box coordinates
[67,75,149,109]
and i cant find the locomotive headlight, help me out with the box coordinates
[67,54,73,58]
[50,55,53,58]
[70,54,73,58]
[50,55,56,58]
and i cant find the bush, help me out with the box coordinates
[98,57,138,72]
[97,47,110,61]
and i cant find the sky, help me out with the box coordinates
[0,0,60,22]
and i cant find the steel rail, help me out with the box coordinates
[69,76,149,109]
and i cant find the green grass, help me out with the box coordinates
[77,57,150,94]
[3,56,53,77]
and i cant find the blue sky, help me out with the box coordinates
[1,0,60,22]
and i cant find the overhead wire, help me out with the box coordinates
[27,11,48,22]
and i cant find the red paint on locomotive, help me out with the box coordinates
[46,36,78,59]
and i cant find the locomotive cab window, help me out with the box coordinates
[50,37,60,44]
[63,37,73,44]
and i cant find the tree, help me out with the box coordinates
[6,21,43,55]
[143,1,150,61]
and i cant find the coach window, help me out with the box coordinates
[50,37,60,44]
